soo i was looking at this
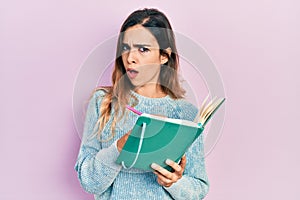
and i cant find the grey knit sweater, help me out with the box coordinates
[75,90,209,200]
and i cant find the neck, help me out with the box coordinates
[134,84,167,98]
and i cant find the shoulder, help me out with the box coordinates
[85,87,112,114]
[171,98,199,121]
[84,87,112,117]
[89,86,111,102]
[173,98,197,109]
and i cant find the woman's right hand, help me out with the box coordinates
[116,130,131,152]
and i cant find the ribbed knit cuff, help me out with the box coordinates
[95,141,122,170]
[163,176,188,199]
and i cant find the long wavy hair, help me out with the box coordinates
[92,8,185,140]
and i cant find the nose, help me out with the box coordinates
[127,49,137,64]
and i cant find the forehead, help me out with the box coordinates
[123,25,159,47]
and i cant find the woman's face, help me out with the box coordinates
[121,25,168,87]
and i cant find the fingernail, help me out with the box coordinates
[165,159,172,165]
[151,163,158,169]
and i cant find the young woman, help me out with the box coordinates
[75,8,209,200]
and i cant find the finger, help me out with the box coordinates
[124,133,129,140]
[123,131,131,141]
[165,157,186,179]
[179,155,187,169]
[158,179,172,187]
[117,131,132,152]
[166,159,182,172]
[165,159,184,180]
[125,130,131,138]
[126,130,132,135]
[151,163,175,181]
[153,171,173,186]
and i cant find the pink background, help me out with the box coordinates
[1,0,299,199]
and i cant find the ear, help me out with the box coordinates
[160,47,172,65]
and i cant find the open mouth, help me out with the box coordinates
[126,68,139,79]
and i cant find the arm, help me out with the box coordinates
[74,91,122,194]
[163,134,209,200]
[157,100,210,199]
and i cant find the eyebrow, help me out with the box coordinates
[122,43,152,47]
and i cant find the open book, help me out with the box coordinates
[116,96,225,171]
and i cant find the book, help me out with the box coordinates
[116,96,226,171]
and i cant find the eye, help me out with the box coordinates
[121,44,130,52]
[138,47,150,53]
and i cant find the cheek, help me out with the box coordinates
[121,54,127,63]
[140,50,160,63]
[140,64,161,75]
[140,57,160,67]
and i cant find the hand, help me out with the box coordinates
[116,131,131,152]
[151,155,186,187]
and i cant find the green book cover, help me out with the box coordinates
[116,114,204,171]
[116,97,225,171]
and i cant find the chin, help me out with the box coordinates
[130,80,146,88]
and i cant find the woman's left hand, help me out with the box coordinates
[151,155,186,187]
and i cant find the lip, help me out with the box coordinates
[126,68,139,79]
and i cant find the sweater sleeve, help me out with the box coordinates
[163,134,209,200]
[74,90,122,195]
[164,100,210,199]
